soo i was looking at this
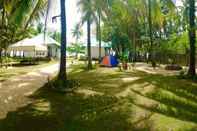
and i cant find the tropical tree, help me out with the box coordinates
[77,0,97,70]
[71,23,83,43]
[93,0,109,61]
[0,0,47,63]
[188,0,196,77]
[58,0,67,79]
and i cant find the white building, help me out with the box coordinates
[8,34,60,58]
[84,37,111,59]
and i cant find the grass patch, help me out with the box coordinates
[0,64,197,131]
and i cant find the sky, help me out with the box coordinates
[46,0,183,43]
[47,0,82,43]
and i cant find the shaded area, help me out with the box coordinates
[0,87,153,131]
[0,64,197,131]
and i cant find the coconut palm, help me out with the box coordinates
[93,0,108,61]
[188,0,196,76]
[58,0,67,79]
[71,23,83,43]
[147,0,175,66]
[0,0,48,63]
[77,0,97,70]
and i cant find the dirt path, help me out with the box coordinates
[0,63,59,119]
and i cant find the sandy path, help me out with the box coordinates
[0,63,60,119]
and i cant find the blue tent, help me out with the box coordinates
[101,55,119,67]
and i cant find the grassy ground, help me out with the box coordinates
[0,60,57,82]
[0,64,197,131]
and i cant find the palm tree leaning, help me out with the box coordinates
[58,0,67,79]
[188,0,196,77]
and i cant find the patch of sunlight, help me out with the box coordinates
[101,83,120,88]
[76,89,103,96]
[7,96,13,100]
[24,91,33,96]
[152,113,197,131]
[17,83,30,88]
[33,100,51,112]
[191,82,197,86]
[122,77,139,83]
[98,68,119,74]
[27,72,42,76]
[116,87,133,97]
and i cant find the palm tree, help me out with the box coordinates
[147,0,175,66]
[58,0,67,79]
[24,0,48,29]
[78,0,96,70]
[188,0,196,77]
[71,24,83,59]
[71,23,83,43]
[148,0,154,66]
[0,0,48,63]
[94,0,106,61]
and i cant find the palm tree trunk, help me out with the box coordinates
[148,0,154,66]
[87,18,92,70]
[0,6,5,66]
[98,12,102,62]
[188,0,196,77]
[58,0,67,79]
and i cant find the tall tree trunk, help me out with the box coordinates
[58,0,67,79]
[148,0,154,66]
[0,49,2,66]
[188,0,196,77]
[0,7,5,65]
[87,18,92,70]
[98,12,102,62]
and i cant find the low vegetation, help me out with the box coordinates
[0,64,196,131]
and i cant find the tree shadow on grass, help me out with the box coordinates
[0,85,154,131]
[125,71,197,125]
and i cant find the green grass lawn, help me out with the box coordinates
[0,64,197,131]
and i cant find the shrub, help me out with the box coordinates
[165,64,183,70]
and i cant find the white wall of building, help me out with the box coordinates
[86,47,106,59]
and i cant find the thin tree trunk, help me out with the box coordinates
[188,0,196,76]
[87,18,92,70]
[98,12,102,62]
[0,7,5,66]
[58,0,67,79]
[148,0,154,66]
[0,49,2,66]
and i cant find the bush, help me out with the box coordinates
[165,64,183,70]
[20,58,38,65]
[19,57,51,65]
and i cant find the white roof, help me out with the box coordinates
[10,34,60,48]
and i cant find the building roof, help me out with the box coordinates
[10,34,60,48]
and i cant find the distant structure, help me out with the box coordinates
[8,34,60,58]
